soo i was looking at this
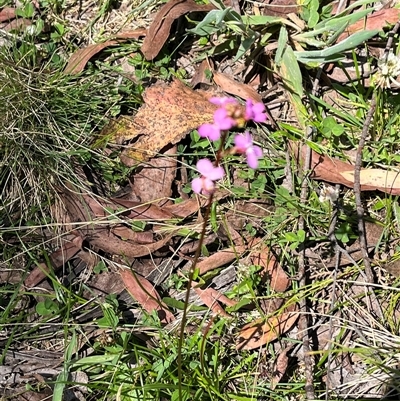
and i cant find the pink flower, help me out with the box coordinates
[209,97,238,107]
[234,132,263,169]
[191,159,225,195]
[213,108,236,130]
[245,99,267,123]
[198,123,221,141]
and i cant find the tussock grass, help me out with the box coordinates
[0,43,132,226]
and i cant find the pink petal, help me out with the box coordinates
[196,159,214,175]
[252,145,262,158]
[214,109,235,130]
[210,97,237,106]
[191,177,203,194]
[198,123,220,140]
[246,152,259,169]
[246,146,262,169]
[207,166,225,181]
[202,178,215,194]
[234,132,252,152]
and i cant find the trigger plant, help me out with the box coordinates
[177,96,267,399]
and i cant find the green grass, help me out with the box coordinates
[2,0,400,400]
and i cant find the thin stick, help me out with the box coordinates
[296,69,323,401]
[353,96,376,284]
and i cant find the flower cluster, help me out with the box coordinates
[192,97,267,195]
[374,52,400,89]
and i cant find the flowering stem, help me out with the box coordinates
[177,136,226,400]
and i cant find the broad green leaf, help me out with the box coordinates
[320,30,379,56]
[187,9,231,36]
[242,15,301,31]
[314,7,374,31]
[307,9,319,28]
[53,371,68,401]
[294,30,379,64]
[279,45,307,127]
[291,34,326,48]
[325,22,349,46]
[275,26,288,66]
[280,45,303,96]
[235,34,257,61]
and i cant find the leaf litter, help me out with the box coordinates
[7,0,400,398]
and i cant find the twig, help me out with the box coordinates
[353,95,384,320]
[353,97,375,285]
[296,69,323,400]
[384,21,400,56]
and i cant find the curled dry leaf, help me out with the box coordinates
[129,146,177,204]
[24,237,82,288]
[99,79,218,165]
[213,71,262,103]
[271,345,293,389]
[291,142,400,195]
[64,29,145,74]
[262,0,299,17]
[141,0,214,60]
[110,198,175,220]
[192,285,236,317]
[236,304,298,350]
[111,225,154,243]
[197,245,247,275]
[0,7,16,22]
[249,243,290,292]
[340,169,400,194]
[120,268,174,324]
[90,228,173,259]
[2,18,31,32]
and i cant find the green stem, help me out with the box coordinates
[177,131,227,400]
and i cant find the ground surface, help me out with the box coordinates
[2,0,400,400]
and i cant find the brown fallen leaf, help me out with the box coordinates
[64,29,145,74]
[24,238,82,288]
[337,8,400,42]
[213,71,262,103]
[141,0,214,60]
[99,79,218,165]
[236,304,298,350]
[163,189,230,218]
[192,285,236,317]
[111,225,154,243]
[2,18,31,32]
[65,40,120,75]
[197,245,247,275]
[0,7,16,22]
[78,192,175,221]
[191,59,213,87]
[109,198,175,220]
[129,146,177,204]
[271,345,293,389]
[90,228,173,259]
[249,242,290,292]
[291,142,400,195]
[340,169,400,192]
[262,0,299,18]
[120,268,174,323]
